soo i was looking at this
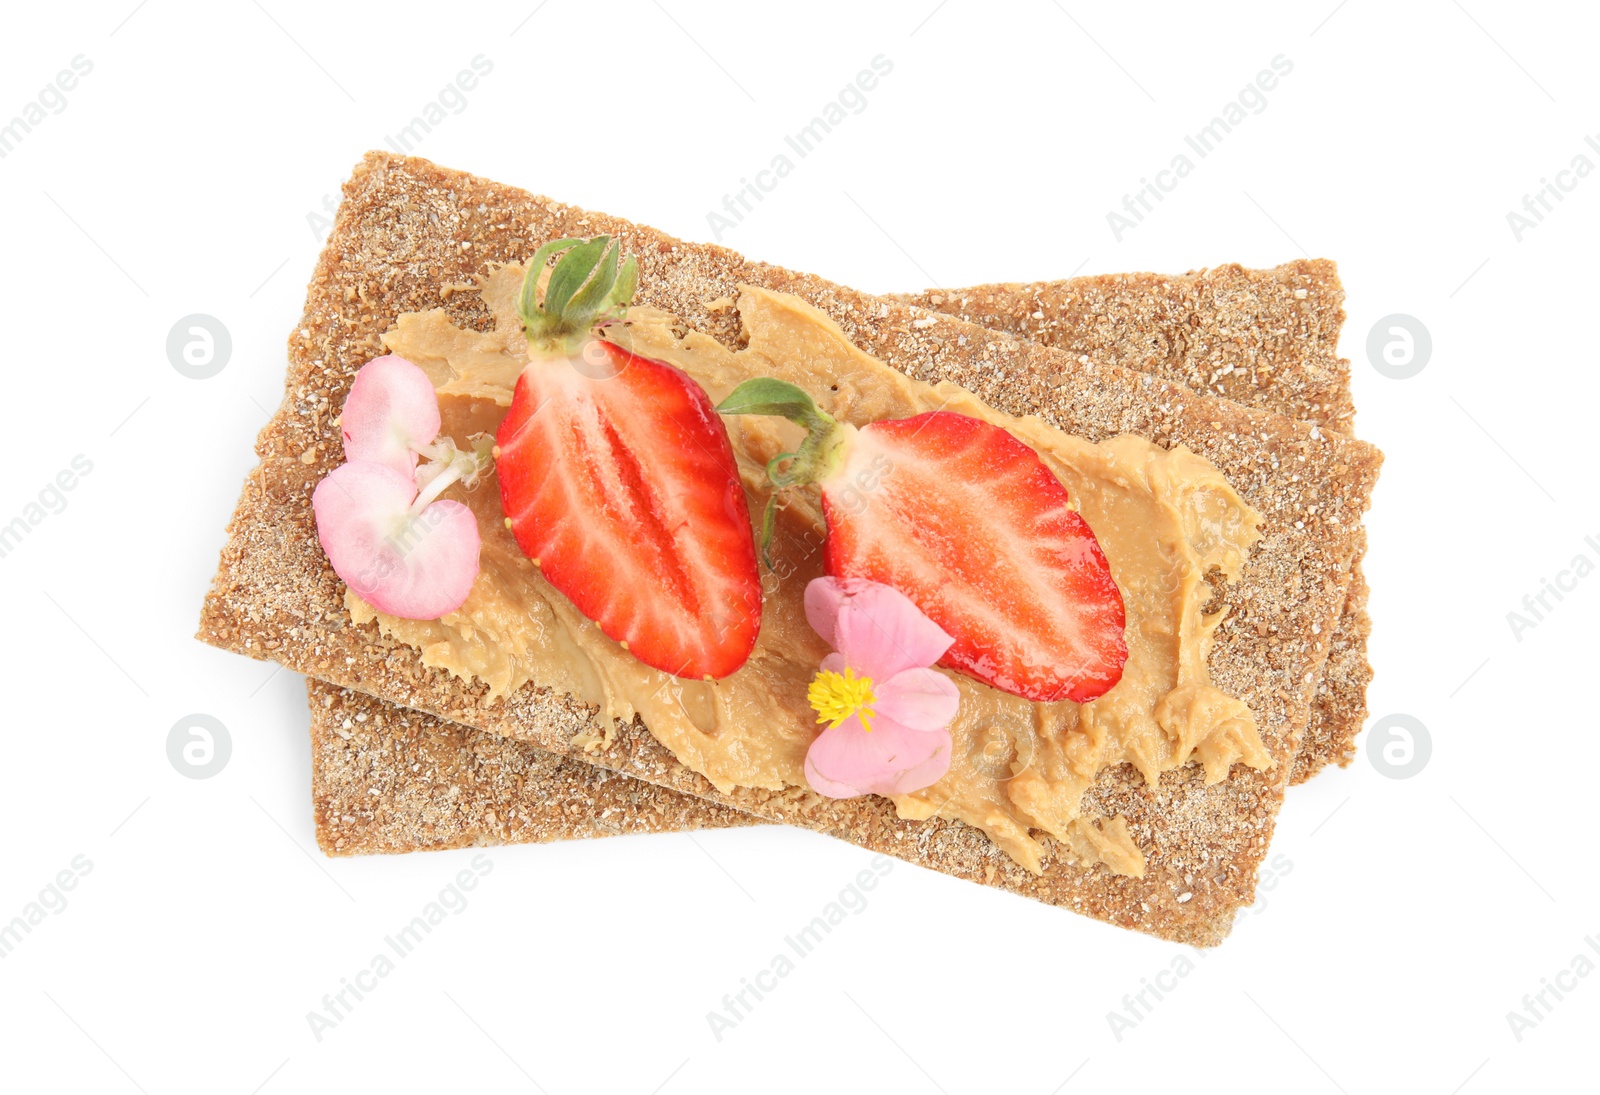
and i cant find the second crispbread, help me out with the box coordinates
[309,678,755,856]
[199,152,1380,944]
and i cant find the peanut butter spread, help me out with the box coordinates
[347,265,1270,877]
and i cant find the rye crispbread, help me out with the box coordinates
[306,265,1370,856]
[198,152,1380,944]
[307,678,754,855]
[905,263,1354,433]
[904,265,1371,781]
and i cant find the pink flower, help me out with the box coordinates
[802,577,960,798]
[313,356,485,620]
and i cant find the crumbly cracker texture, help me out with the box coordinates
[308,679,756,855]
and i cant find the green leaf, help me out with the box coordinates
[518,237,642,347]
[518,236,584,327]
[563,239,621,325]
[544,236,610,319]
[607,254,639,316]
[716,377,830,429]
[720,377,847,498]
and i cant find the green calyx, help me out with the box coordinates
[517,236,640,353]
[716,377,848,566]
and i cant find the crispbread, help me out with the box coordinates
[904,265,1370,781]
[199,152,1380,944]
[905,262,1354,431]
[308,266,1368,854]
[307,678,754,855]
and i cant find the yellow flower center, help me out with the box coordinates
[808,667,878,732]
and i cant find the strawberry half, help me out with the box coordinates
[494,238,761,679]
[718,379,1128,702]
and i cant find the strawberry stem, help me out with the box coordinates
[518,236,640,354]
[717,377,849,566]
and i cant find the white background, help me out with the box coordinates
[1,1,1595,1092]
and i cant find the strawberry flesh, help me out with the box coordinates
[496,340,762,679]
[821,411,1127,703]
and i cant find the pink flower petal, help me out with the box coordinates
[803,751,869,799]
[803,575,850,649]
[340,355,442,476]
[829,580,955,682]
[803,712,952,798]
[313,460,480,620]
[885,735,953,796]
[874,667,960,732]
